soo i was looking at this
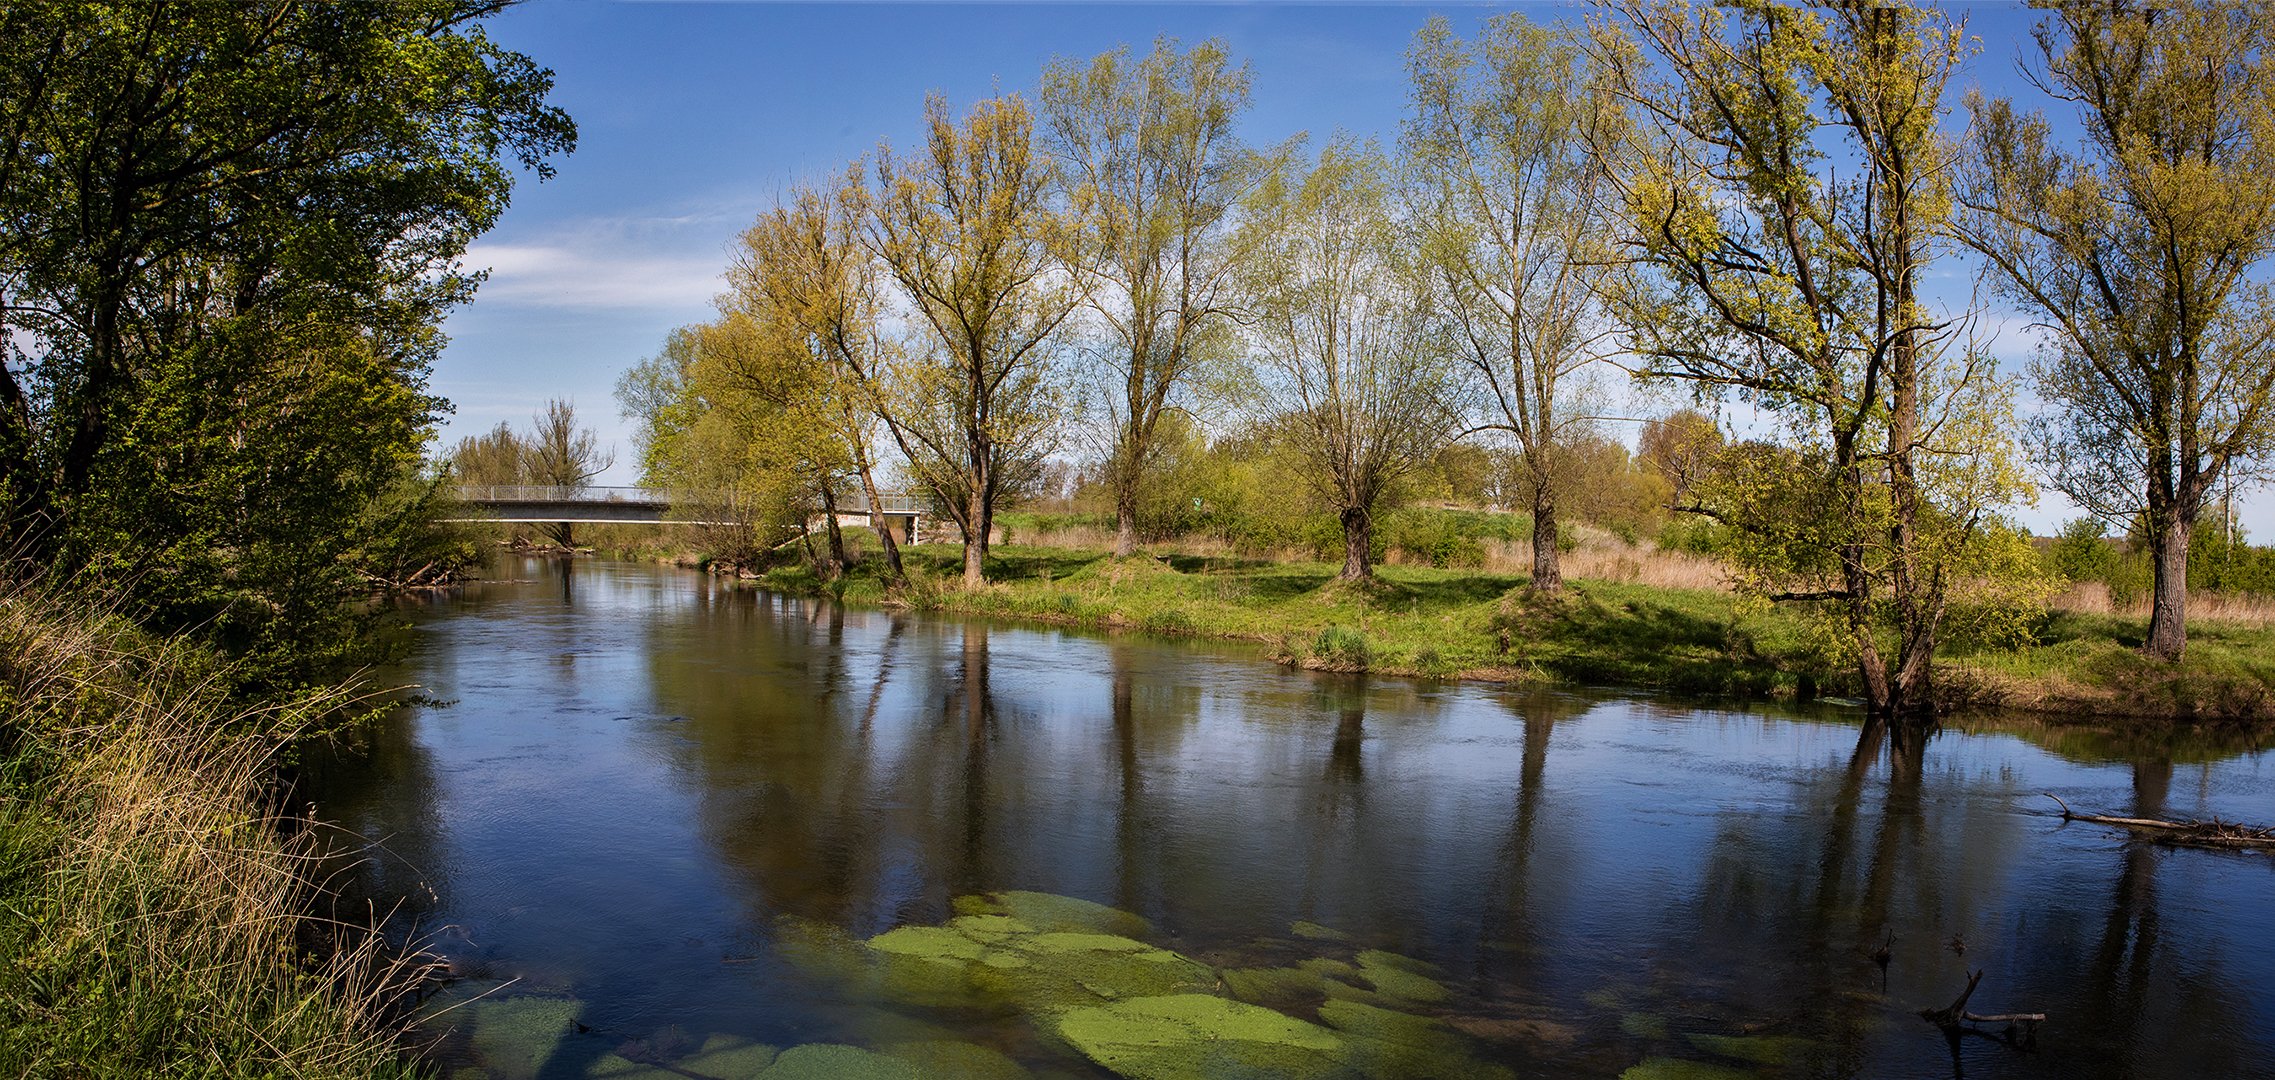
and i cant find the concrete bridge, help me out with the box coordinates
[447,485,925,543]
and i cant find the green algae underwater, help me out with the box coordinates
[421,889,1815,1079]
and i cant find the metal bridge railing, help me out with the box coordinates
[449,485,926,514]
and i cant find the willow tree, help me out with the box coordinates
[1591,1,2035,719]
[1040,38,1264,557]
[1405,14,1622,594]
[729,183,906,580]
[1956,1,2275,662]
[858,94,1073,587]
[1236,138,1459,582]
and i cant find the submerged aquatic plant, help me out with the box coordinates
[774,891,1520,1079]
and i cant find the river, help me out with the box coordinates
[304,555,2275,1079]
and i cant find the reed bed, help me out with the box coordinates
[2047,581,2275,626]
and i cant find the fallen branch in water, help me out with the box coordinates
[1920,970,2045,1040]
[2044,793,2275,850]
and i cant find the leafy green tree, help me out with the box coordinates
[856,94,1075,587]
[1955,0,2275,661]
[1590,1,2036,718]
[0,1,572,677]
[1405,13,1622,592]
[1040,38,1268,558]
[728,183,907,580]
[1235,138,1460,582]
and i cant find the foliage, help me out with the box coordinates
[1956,0,2275,660]
[2046,516,2116,584]
[448,399,613,547]
[859,93,1075,586]
[1591,0,2035,718]
[1637,409,1725,512]
[0,0,572,682]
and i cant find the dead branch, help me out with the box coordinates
[1921,970,2045,1039]
[2044,793,2275,850]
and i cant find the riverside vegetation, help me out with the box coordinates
[707,502,2275,724]
[0,591,420,1077]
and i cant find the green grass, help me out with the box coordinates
[1940,608,2275,721]
[762,538,2275,722]
[765,541,1821,700]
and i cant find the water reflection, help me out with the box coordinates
[308,557,2275,1079]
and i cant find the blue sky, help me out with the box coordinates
[435,1,2269,537]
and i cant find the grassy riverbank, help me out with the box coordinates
[753,540,2275,723]
[0,592,417,1078]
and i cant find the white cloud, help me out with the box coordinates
[463,241,725,312]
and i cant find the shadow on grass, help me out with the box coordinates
[1388,572,1525,610]
[1516,586,1788,697]
[984,548,1107,581]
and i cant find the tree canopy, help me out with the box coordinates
[0,0,573,679]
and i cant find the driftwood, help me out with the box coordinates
[1920,970,2045,1039]
[2044,793,2275,851]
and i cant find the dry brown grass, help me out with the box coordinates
[1480,537,1731,592]
[2047,581,2275,626]
[0,590,423,1077]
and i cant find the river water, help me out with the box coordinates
[306,556,2275,1079]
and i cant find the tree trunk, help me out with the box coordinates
[2145,512,2191,661]
[855,464,905,581]
[963,487,988,588]
[1340,505,1371,581]
[1115,487,1140,559]
[817,484,850,579]
[1530,487,1563,593]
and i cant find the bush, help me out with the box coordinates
[2046,516,2116,583]
[1657,516,1727,557]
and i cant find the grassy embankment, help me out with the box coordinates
[0,591,418,1077]
[746,522,2275,723]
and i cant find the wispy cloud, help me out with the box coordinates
[463,241,725,312]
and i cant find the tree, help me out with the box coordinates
[1235,138,1459,582]
[857,93,1074,587]
[1955,0,2275,661]
[0,1,572,675]
[448,422,527,486]
[1040,37,1266,558]
[1405,13,1622,593]
[729,183,906,580]
[1590,1,2033,718]
[524,399,612,490]
[1637,408,1725,512]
